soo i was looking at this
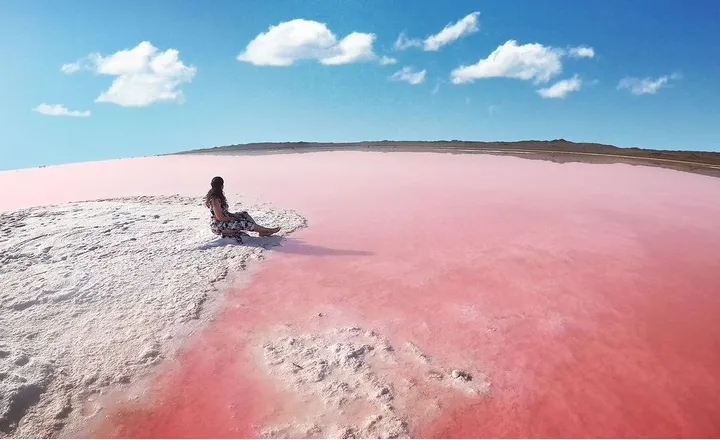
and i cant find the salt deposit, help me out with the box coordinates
[0,195,306,438]
[258,326,490,438]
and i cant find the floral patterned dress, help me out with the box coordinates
[208,197,256,235]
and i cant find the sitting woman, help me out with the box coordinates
[204,176,280,238]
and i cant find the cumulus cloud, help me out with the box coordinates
[378,55,398,65]
[569,46,595,58]
[390,67,426,85]
[237,19,391,66]
[62,41,196,107]
[320,31,376,65]
[33,103,91,117]
[617,74,678,95]
[395,12,480,52]
[537,75,582,98]
[451,40,564,84]
[424,12,480,51]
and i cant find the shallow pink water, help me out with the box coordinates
[3,152,720,437]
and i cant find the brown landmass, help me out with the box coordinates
[175,139,720,178]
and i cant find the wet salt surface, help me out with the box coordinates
[2,151,720,437]
[257,325,488,438]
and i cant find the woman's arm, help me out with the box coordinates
[210,199,234,222]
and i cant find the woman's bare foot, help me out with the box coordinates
[258,226,280,237]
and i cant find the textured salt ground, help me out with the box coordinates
[257,326,489,438]
[0,195,306,438]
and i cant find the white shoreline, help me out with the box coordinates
[0,195,306,438]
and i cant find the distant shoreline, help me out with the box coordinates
[173,140,720,179]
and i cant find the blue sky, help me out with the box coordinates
[1,0,719,170]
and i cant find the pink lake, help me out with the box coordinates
[2,151,720,438]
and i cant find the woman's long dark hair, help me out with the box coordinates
[205,176,228,210]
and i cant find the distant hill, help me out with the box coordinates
[174,139,720,171]
[178,139,632,154]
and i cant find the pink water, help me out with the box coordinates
[3,152,720,437]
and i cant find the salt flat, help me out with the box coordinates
[0,194,305,437]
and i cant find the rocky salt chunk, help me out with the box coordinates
[450,369,473,381]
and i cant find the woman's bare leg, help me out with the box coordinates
[230,212,278,236]
[254,225,281,236]
[222,226,278,237]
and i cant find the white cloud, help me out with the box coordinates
[423,12,480,51]
[617,75,677,95]
[320,32,376,65]
[93,42,196,106]
[33,103,91,117]
[451,40,564,84]
[237,19,389,66]
[395,12,480,52]
[537,75,582,98]
[390,66,426,85]
[63,41,196,107]
[393,32,422,50]
[569,46,595,58]
[60,62,81,74]
[378,55,398,65]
